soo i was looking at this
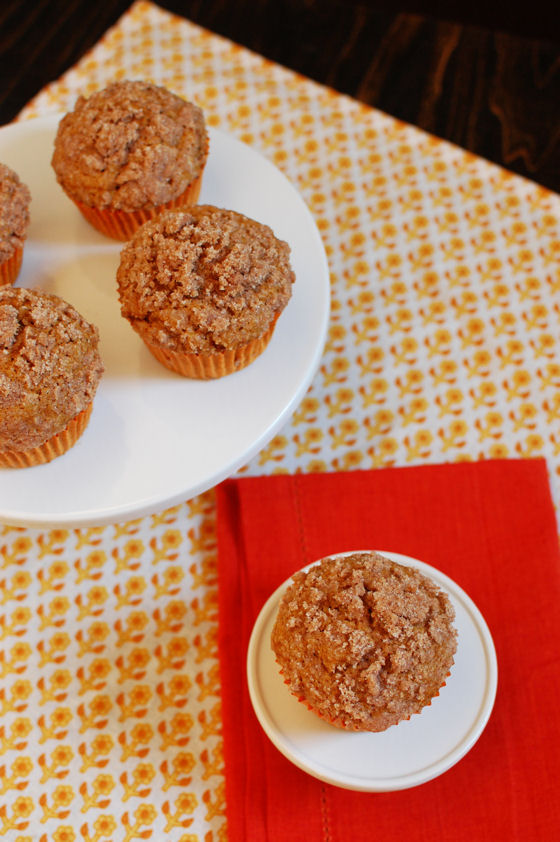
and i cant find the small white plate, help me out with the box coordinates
[0,115,329,527]
[247,550,498,792]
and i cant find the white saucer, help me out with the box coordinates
[0,116,329,527]
[247,550,498,792]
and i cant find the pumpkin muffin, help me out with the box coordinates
[271,551,458,732]
[51,80,208,240]
[0,163,31,286]
[116,205,295,378]
[0,287,104,467]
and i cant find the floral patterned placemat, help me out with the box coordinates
[3,1,559,839]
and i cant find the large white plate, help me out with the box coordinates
[247,550,498,792]
[0,115,329,527]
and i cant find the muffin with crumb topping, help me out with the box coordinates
[0,287,103,467]
[116,205,294,378]
[51,79,208,240]
[0,163,31,286]
[271,551,457,732]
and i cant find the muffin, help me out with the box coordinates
[116,205,295,378]
[51,80,208,240]
[0,287,104,467]
[0,163,31,286]
[271,551,458,732]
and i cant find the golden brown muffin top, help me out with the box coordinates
[117,205,294,353]
[271,552,457,732]
[0,287,103,452]
[0,163,31,263]
[51,80,208,211]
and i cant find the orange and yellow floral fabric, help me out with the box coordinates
[3,0,560,839]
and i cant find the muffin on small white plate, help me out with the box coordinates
[271,550,458,732]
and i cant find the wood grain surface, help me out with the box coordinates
[0,0,558,192]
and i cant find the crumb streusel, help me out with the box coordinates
[0,287,103,452]
[271,551,458,732]
[117,205,294,354]
[51,80,207,211]
[0,162,31,263]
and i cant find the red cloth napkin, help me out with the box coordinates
[216,459,560,842]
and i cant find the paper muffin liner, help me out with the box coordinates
[0,403,93,468]
[71,134,209,241]
[72,172,205,241]
[0,247,23,286]
[276,660,452,732]
[143,317,279,379]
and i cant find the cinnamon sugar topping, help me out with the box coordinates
[271,552,458,732]
[0,287,103,452]
[117,206,294,353]
[51,80,207,211]
[0,163,31,263]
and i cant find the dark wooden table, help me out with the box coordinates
[1,0,558,193]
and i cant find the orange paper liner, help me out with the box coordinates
[0,403,93,468]
[276,662,451,732]
[72,172,205,241]
[144,319,278,379]
[0,247,23,286]
[72,132,209,241]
